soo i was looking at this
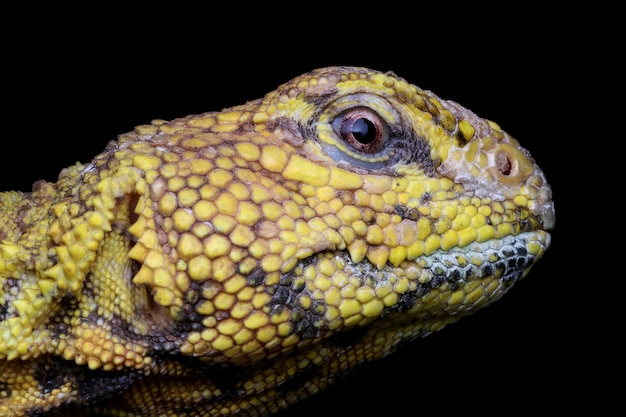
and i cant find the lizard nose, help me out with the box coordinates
[521,165,554,232]
[540,200,556,231]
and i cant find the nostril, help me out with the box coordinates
[496,151,512,176]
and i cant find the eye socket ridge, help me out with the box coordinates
[332,107,388,154]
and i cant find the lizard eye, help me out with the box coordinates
[319,94,403,169]
[334,108,386,154]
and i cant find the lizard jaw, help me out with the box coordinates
[269,230,550,341]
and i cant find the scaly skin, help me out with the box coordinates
[0,67,554,416]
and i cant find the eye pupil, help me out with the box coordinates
[336,108,385,153]
[351,118,376,144]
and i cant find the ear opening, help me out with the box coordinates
[128,192,140,226]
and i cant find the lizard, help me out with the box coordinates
[0,66,554,417]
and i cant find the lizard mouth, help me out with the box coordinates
[267,230,551,339]
[408,230,551,291]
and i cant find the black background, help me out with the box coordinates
[2,6,604,416]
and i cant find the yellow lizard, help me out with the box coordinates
[0,66,554,416]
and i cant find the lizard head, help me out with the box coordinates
[241,66,555,348]
[94,66,552,363]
